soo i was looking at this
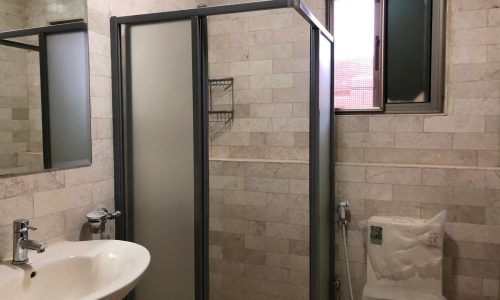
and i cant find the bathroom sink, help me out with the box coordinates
[0,240,150,300]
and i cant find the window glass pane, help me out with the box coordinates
[386,0,432,103]
[334,0,377,110]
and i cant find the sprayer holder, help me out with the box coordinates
[338,201,351,225]
[86,208,121,234]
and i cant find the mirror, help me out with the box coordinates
[0,0,90,176]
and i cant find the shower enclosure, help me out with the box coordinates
[111,1,334,299]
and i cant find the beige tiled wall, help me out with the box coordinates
[0,0,199,260]
[206,0,323,299]
[334,1,500,299]
[26,51,42,158]
[25,0,87,27]
[0,1,25,32]
[205,5,312,295]
[207,0,324,161]
[0,3,29,171]
[0,47,30,171]
[209,159,310,300]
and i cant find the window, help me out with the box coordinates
[332,0,445,113]
[333,0,381,111]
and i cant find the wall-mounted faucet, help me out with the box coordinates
[86,208,121,234]
[12,219,47,265]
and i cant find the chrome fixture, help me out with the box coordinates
[337,200,350,225]
[86,208,121,234]
[12,219,47,265]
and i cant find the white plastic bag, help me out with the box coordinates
[360,211,447,280]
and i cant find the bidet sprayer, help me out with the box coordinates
[338,201,350,225]
[338,201,354,300]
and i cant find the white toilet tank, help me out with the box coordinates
[361,211,447,300]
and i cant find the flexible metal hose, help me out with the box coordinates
[342,222,354,300]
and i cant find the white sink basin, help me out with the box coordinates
[0,240,150,300]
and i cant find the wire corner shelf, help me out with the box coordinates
[209,78,234,138]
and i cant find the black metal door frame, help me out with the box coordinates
[110,1,334,299]
[111,15,209,300]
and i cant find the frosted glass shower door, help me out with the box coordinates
[126,19,199,300]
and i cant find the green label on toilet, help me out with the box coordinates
[370,226,383,245]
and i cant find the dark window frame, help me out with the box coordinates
[329,0,446,114]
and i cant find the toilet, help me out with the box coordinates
[361,211,447,300]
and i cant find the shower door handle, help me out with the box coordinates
[374,35,381,71]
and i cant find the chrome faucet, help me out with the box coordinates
[12,219,47,265]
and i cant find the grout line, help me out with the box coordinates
[335,161,500,171]
[210,157,309,164]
